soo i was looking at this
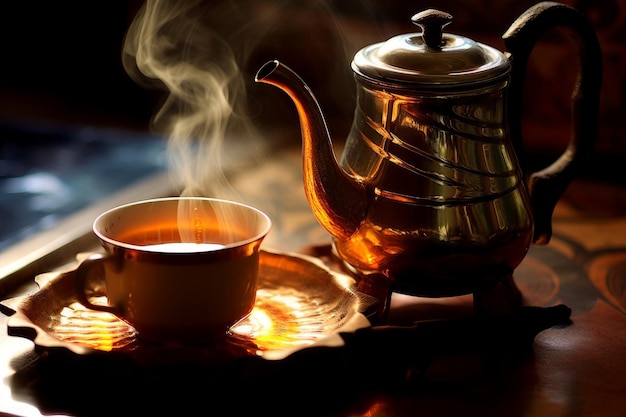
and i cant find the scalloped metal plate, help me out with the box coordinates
[2,248,377,364]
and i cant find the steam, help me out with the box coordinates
[120,0,362,247]
[122,0,261,199]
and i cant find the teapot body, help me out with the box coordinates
[255,2,601,300]
[336,77,533,296]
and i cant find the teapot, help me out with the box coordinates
[255,2,602,299]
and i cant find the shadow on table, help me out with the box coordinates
[8,305,570,417]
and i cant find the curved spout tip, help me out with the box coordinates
[253,58,369,240]
[255,60,280,83]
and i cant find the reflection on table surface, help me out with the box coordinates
[1,147,626,417]
[0,123,168,251]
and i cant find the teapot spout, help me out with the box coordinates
[255,60,368,240]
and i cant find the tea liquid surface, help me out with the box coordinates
[136,242,225,253]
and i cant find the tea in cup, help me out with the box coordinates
[74,197,271,345]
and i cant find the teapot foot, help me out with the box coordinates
[299,242,393,324]
[473,273,523,317]
[300,243,525,323]
[356,272,393,325]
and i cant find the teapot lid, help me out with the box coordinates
[352,9,510,90]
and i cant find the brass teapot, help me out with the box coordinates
[255,3,602,298]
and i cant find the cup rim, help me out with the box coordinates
[93,197,272,253]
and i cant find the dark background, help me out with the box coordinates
[0,0,623,178]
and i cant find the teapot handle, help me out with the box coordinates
[503,1,602,244]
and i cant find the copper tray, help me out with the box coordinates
[1,249,377,365]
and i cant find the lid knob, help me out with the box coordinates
[411,9,453,49]
[352,8,510,89]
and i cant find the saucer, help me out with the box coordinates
[1,248,377,364]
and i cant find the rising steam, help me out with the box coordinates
[120,0,359,247]
[122,0,261,199]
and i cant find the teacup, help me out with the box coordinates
[74,197,271,345]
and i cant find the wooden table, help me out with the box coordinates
[1,146,625,417]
